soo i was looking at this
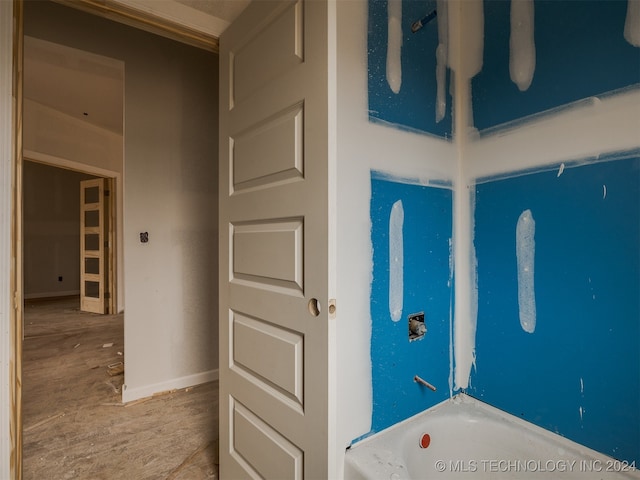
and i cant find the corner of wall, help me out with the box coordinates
[449,0,479,392]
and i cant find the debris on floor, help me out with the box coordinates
[107,361,124,376]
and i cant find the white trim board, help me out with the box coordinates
[121,369,219,404]
[24,149,121,178]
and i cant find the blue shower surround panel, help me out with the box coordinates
[470,156,640,464]
[472,0,640,132]
[369,175,453,435]
[368,0,453,138]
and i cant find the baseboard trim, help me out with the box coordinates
[122,369,218,404]
[24,291,80,301]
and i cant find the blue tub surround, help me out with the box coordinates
[368,174,453,436]
[363,0,639,467]
[369,0,640,136]
[368,0,453,138]
[471,156,640,464]
[473,0,640,133]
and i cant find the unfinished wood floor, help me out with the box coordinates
[22,297,219,480]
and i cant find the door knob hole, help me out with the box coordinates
[308,298,321,317]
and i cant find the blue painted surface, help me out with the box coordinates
[472,0,640,132]
[368,0,453,138]
[368,176,453,435]
[471,157,640,463]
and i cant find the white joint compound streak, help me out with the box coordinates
[464,0,485,79]
[625,0,640,47]
[510,0,536,91]
[389,200,404,322]
[454,187,478,390]
[435,0,449,122]
[516,209,536,333]
[387,0,403,94]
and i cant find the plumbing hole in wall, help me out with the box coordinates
[408,312,426,341]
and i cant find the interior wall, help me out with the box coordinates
[462,0,640,464]
[368,176,452,435]
[335,0,457,466]
[24,1,220,402]
[23,161,96,299]
[343,0,639,469]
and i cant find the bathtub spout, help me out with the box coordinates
[414,375,437,391]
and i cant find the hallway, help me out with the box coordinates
[22,297,219,479]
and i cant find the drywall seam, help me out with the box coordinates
[451,0,479,391]
[474,148,640,185]
[468,88,640,180]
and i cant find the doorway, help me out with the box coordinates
[22,160,117,311]
[16,0,221,476]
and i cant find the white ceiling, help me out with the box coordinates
[24,0,250,134]
[24,36,125,134]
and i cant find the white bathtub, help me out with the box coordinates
[345,394,640,479]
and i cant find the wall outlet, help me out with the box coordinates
[58,276,63,282]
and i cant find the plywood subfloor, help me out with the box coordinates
[22,297,219,480]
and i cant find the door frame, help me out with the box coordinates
[8,1,24,477]
[25,154,120,315]
[9,1,198,475]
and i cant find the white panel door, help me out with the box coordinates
[80,178,105,314]
[219,1,336,478]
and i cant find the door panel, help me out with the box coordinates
[231,399,304,479]
[219,0,334,478]
[80,178,105,314]
[232,102,304,192]
[231,1,303,106]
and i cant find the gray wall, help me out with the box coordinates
[25,1,219,399]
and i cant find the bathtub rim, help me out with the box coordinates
[346,392,640,474]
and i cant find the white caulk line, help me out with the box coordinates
[389,200,404,322]
[557,163,565,177]
[510,0,536,91]
[387,0,403,94]
[603,184,607,199]
[516,209,536,333]
[580,377,584,394]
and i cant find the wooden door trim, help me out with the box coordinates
[52,0,219,53]
[10,1,24,477]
